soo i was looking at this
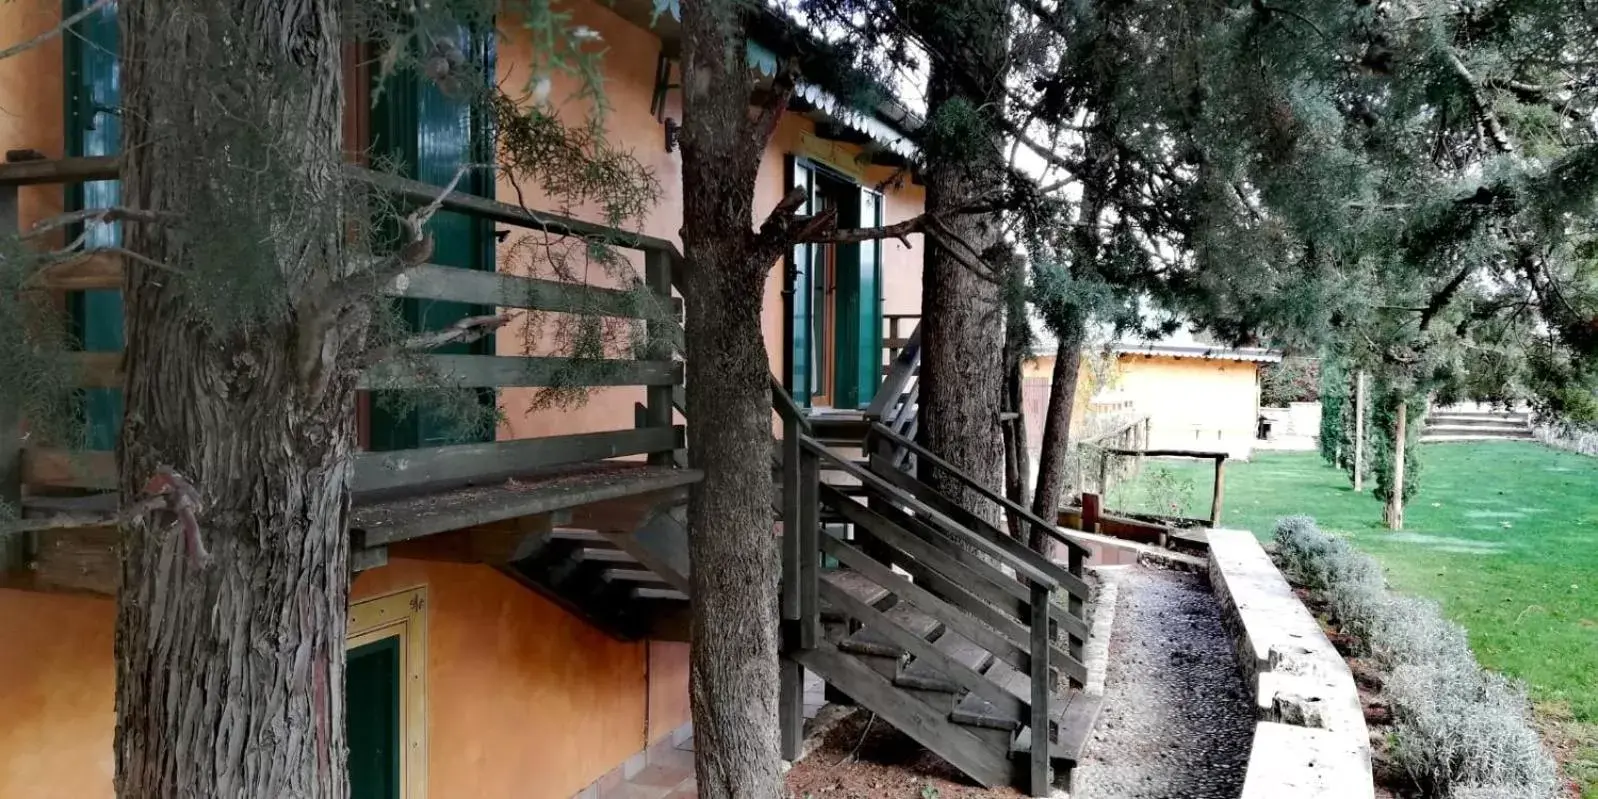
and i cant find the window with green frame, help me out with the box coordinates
[64,0,123,451]
[365,28,499,451]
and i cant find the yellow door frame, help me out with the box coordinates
[348,586,429,799]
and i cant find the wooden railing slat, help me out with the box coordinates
[349,165,680,255]
[0,155,118,186]
[823,484,1085,679]
[801,436,1059,589]
[21,448,117,490]
[352,426,683,496]
[359,354,680,390]
[386,263,679,318]
[25,251,123,291]
[871,423,1093,562]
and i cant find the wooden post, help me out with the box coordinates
[1081,492,1101,534]
[799,446,821,648]
[1353,371,1366,492]
[1209,456,1227,528]
[1385,400,1406,530]
[643,249,675,466]
[1096,449,1110,498]
[1028,582,1052,795]
[0,184,24,576]
[780,417,801,623]
[1066,546,1085,680]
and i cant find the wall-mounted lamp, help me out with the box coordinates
[664,118,681,153]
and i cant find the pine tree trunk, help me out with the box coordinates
[1384,400,1406,530]
[1030,323,1086,551]
[918,2,1011,525]
[679,0,781,795]
[115,0,353,795]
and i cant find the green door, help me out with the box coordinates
[368,29,498,451]
[785,157,883,410]
[64,0,123,451]
[832,187,881,410]
[347,636,402,799]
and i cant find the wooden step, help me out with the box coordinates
[1010,691,1102,765]
[601,568,668,584]
[951,671,1022,732]
[550,529,614,546]
[819,569,892,618]
[839,602,942,658]
[898,629,995,694]
[632,586,689,602]
[575,547,638,563]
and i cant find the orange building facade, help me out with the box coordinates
[0,0,926,795]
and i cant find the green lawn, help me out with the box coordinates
[1107,442,1598,791]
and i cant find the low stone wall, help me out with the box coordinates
[1207,529,1374,799]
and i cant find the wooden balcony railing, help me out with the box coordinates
[1,155,686,507]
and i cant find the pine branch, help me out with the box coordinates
[1445,50,1517,155]
[798,215,926,246]
[0,497,166,538]
[1418,264,1477,332]
[747,57,800,164]
[357,312,512,368]
[26,206,172,239]
[0,0,113,61]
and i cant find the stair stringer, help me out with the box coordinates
[789,641,1015,789]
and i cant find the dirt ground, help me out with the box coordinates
[783,712,1025,799]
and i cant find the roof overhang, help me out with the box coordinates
[603,0,921,160]
[1110,343,1284,364]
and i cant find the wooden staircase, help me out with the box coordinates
[773,325,1099,796]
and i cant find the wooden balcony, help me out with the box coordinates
[0,156,696,636]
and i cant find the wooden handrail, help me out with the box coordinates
[1075,414,1150,447]
[870,423,1092,560]
[866,324,921,420]
[799,435,1060,590]
[1104,447,1228,460]
[0,156,684,258]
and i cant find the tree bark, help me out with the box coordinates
[917,1,1011,526]
[115,0,354,795]
[1029,317,1086,551]
[1383,400,1406,530]
[679,0,782,795]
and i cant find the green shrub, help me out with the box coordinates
[1271,517,1559,798]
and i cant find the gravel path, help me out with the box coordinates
[1072,566,1255,799]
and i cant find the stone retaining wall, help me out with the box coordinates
[1206,529,1374,799]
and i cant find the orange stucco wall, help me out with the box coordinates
[0,589,116,799]
[352,558,689,798]
[491,0,927,444]
[0,558,689,799]
[0,0,67,235]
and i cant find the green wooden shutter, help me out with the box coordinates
[368,29,498,451]
[832,187,882,410]
[786,157,815,407]
[347,636,402,799]
[64,0,123,451]
[856,190,884,408]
